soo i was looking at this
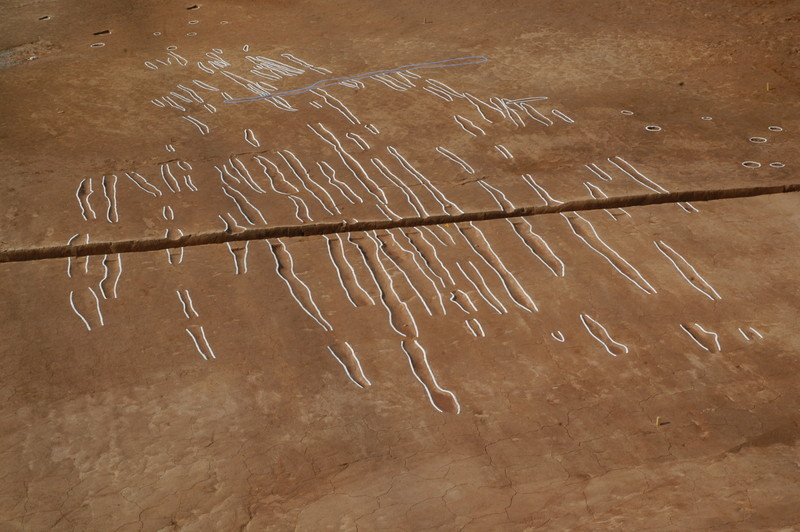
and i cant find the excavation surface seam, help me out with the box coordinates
[2,184,798,264]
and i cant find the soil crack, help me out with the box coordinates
[1,183,798,264]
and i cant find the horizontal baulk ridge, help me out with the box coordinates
[1,184,798,264]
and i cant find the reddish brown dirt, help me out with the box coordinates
[1,0,799,530]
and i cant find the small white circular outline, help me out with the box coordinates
[220,20,229,24]
[769,162,785,168]
[645,125,661,132]
[166,45,178,51]
[186,32,197,36]
[768,126,783,132]
[701,116,713,121]
[90,42,105,48]
[153,31,162,36]
[189,20,199,24]
[749,137,768,143]
[620,110,634,115]
[741,161,761,168]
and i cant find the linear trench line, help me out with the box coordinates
[1,184,798,264]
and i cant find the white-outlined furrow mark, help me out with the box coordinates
[654,240,721,301]
[69,290,92,331]
[585,163,614,182]
[228,157,268,194]
[317,161,361,204]
[160,163,182,193]
[125,171,162,197]
[388,146,463,215]
[494,145,513,159]
[186,326,216,360]
[244,128,260,147]
[352,234,418,338]
[552,109,574,123]
[608,156,669,194]
[680,323,721,352]
[226,241,249,275]
[399,230,448,290]
[401,339,461,414]
[562,212,657,295]
[453,114,485,136]
[312,88,360,124]
[580,314,628,356]
[324,234,370,307]
[521,174,563,206]
[457,223,538,312]
[479,180,516,212]
[436,146,475,174]
[254,155,300,195]
[307,123,386,203]
[327,343,371,388]
[76,179,94,220]
[182,115,210,135]
[267,239,333,331]
[370,158,427,217]
[455,261,506,314]
[583,181,631,221]
[384,230,445,314]
[372,231,433,316]
[507,218,565,277]
[280,150,340,215]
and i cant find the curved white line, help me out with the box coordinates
[69,291,92,331]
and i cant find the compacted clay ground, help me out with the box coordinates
[1,0,799,530]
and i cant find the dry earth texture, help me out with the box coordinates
[1,0,799,530]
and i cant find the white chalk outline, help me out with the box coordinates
[456,262,504,314]
[450,293,470,314]
[479,180,516,211]
[563,212,657,295]
[551,109,574,123]
[244,128,260,147]
[389,146,463,214]
[580,314,628,356]
[609,156,669,194]
[76,180,88,220]
[465,319,477,337]
[507,218,565,277]
[69,291,92,331]
[268,240,333,331]
[111,254,122,298]
[185,328,208,360]
[88,287,104,326]
[415,228,454,285]
[317,160,361,204]
[458,223,538,312]
[471,318,485,337]
[654,240,721,301]
[436,146,475,174]
[401,339,461,414]
[323,235,358,307]
[680,323,721,352]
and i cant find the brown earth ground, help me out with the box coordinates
[1,0,799,530]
